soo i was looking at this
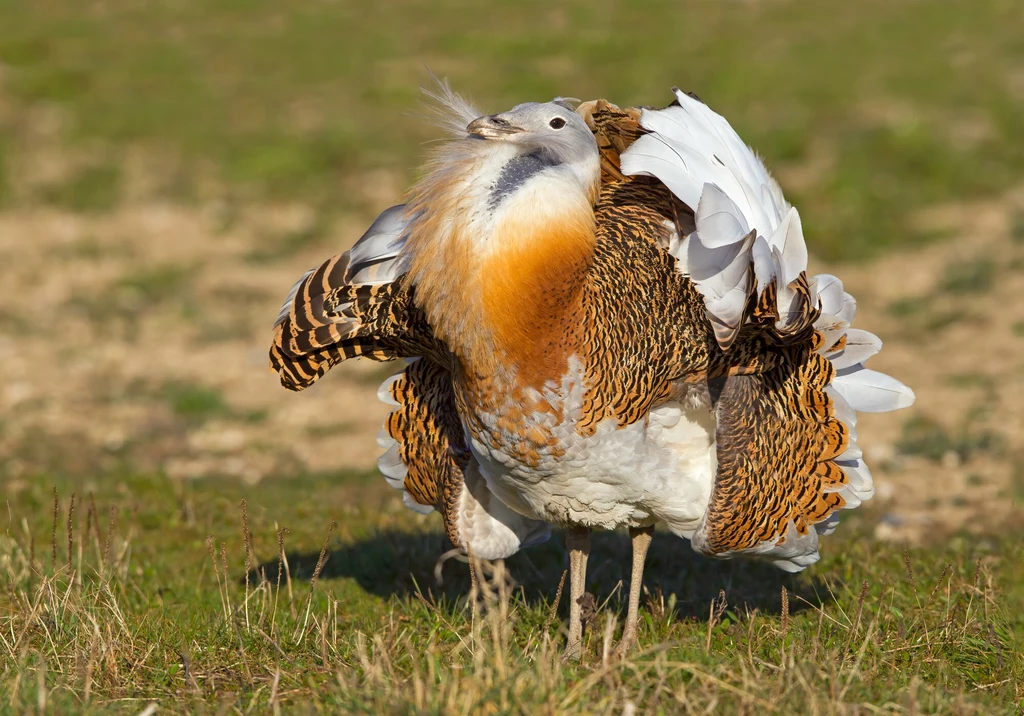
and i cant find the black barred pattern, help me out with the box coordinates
[269,98,861,559]
[383,359,470,547]
[704,346,848,553]
[269,256,444,392]
[572,179,717,435]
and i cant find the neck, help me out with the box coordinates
[402,142,598,385]
[476,189,595,381]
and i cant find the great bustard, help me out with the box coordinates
[269,84,914,658]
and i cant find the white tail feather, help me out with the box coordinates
[828,329,882,370]
[622,90,807,343]
[625,86,916,570]
[403,492,434,515]
[695,184,750,248]
[831,366,916,413]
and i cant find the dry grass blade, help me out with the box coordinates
[841,580,869,663]
[241,499,253,633]
[780,585,789,639]
[904,550,918,599]
[102,507,117,577]
[927,563,953,604]
[293,519,335,644]
[706,589,727,652]
[66,493,76,570]
[542,569,568,638]
[50,489,59,572]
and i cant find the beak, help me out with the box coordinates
[466,114,523,139]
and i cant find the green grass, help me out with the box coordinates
[2,474,1022,713]
[158,380,267,426]
[941,258,998,296]
[1,0,1023,259]
[41,163,122,213]
[898,412,1005,464]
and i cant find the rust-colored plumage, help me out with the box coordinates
[268,86,914,658]
[279,101,825,553]
[268,89,912,576]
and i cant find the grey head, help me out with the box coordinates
[467,100,598,163]
[466,100,600,204]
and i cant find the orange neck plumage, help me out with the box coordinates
[407,204,595,386]
[478,208,595,379]
[399,128,601,389]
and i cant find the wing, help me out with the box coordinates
[270,204,548,558]
[696,348,854,571]
[378,358,550,559]
[604,89,914,567]
[376,358,468,524]
[269,205,442,390]
[571,99,782,435]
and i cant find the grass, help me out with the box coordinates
[886,252,1005,335]
[159,381,267,427]
[40,163,122,213]
[1,474,1022,713]
[898,414,1005,464]
[1,0,1024,259]
[2,1,1023,712]
[941,258,998,296]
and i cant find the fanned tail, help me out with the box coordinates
[621,88,915,568]
[269,204,434,390]
[621,88,816,348]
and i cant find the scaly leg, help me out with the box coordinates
[616,525,654,655]
[563,526,592,661]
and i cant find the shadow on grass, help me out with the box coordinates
[252,529,826,619]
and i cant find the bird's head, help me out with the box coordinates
[467,100,591,150]
[465,100,600,203]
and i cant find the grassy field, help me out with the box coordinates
[2,0,1024,712]
[2,476,1022,713]
[1,0,1023,259]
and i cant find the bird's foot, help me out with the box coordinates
[613,628,637,658]
[562,638,582,663]
[562,592,597,662]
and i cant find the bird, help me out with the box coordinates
[269,80,915,659]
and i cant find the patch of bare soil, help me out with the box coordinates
[1,192,1021,542]
[812,189,1024,542]
[0,202,395,486]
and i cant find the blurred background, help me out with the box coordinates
[1,0,1022,543]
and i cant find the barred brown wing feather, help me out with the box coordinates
[269,327,399,392]
[695,346,850,563]
[379,359,469,548]
[269,256,440,392]
[268,202,446,391]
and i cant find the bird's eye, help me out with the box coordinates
[549,117,566,129]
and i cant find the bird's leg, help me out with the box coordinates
[616,525,654,655]
[563,525,592,661]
